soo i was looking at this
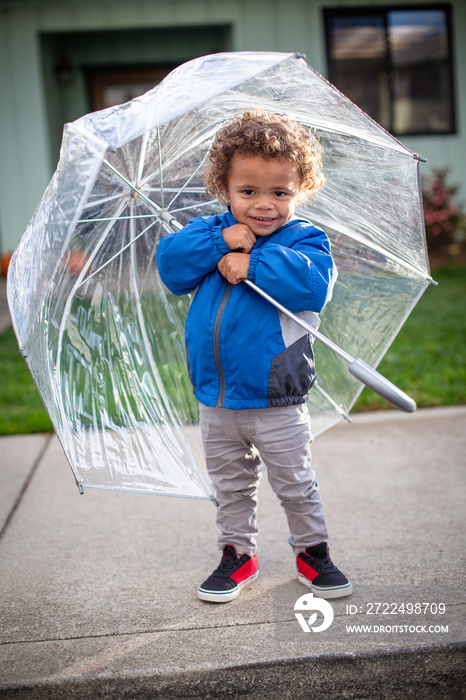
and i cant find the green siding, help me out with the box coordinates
[0,8,51,255]
[0,0,465,255]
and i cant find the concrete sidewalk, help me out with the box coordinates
[0,405,465,698]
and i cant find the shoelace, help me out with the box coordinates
[305,553,338,573]
[213,551,248,578]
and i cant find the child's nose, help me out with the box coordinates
[256,196,273,208]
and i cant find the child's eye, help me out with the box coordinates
[242,189,255,195]
[274,191,288,197]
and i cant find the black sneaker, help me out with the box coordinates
[297,542,353,599]
[198,545,259,603]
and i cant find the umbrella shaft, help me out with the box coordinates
[244,279,416,413]
[243,280,354,364]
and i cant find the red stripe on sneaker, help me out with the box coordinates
[296,557,319,582]
[231,554,258,584]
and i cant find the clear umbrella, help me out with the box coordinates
[7,52,432,499]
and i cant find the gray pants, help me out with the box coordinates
[199,403,328,557]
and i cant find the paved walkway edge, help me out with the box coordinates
[1,408,464,699]
[1,642,465,699]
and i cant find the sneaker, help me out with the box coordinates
[198,545,258,603]
[297,542,353,599]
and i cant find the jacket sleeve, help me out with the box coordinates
[156,216,231,295]
[247,226,337,313]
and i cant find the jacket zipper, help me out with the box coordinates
[213,282,232,407]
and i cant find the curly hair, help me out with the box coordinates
[204,110,324,204]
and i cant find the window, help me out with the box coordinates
[324,5,456,136]
[86,66,177,111]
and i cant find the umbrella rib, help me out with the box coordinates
[137,131,150,185]
[101,159,184,237]
[127,205,208,490]
[147,187,207,194]
[298,117,413,157]
[156,127,165,209]
[170,200,219,214]
[127,204,170,421]
[166,152,209,211]
[303,211,432,281]
[77,214,156,223]
[82,192,126,210]
[313,380,351,423]
[102,157,165,215]
[140,126,219,189]
[140,220,164,294]
[79,218,159,287]
[55,199,128,427]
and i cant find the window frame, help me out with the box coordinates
[323,4,457,137]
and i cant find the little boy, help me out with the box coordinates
[156,110,352,602]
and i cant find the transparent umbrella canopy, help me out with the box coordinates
[7,52,432,499]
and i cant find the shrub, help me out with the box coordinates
[422,167,466,252]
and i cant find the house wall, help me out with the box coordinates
[0,0,464,255]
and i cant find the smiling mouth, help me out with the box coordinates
[251,216,276,223]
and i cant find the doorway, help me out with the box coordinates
[41,25,232,165]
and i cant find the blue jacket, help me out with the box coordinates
[156,210,336,409]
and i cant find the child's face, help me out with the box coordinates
[226,154,302,237]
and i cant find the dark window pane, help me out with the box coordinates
[326,14,390,129]
[388,10,454,134]
[324,7,455,136]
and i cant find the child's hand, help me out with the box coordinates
[222,224,256,253]
[217,253,250,285]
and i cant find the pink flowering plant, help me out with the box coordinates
[422,167,466,251]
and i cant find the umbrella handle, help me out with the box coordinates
[243,279,417,413]
[348,359,416,413]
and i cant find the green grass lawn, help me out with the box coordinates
[1,327,54,434]
[1,265,464,434]
[353,265,466,411]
